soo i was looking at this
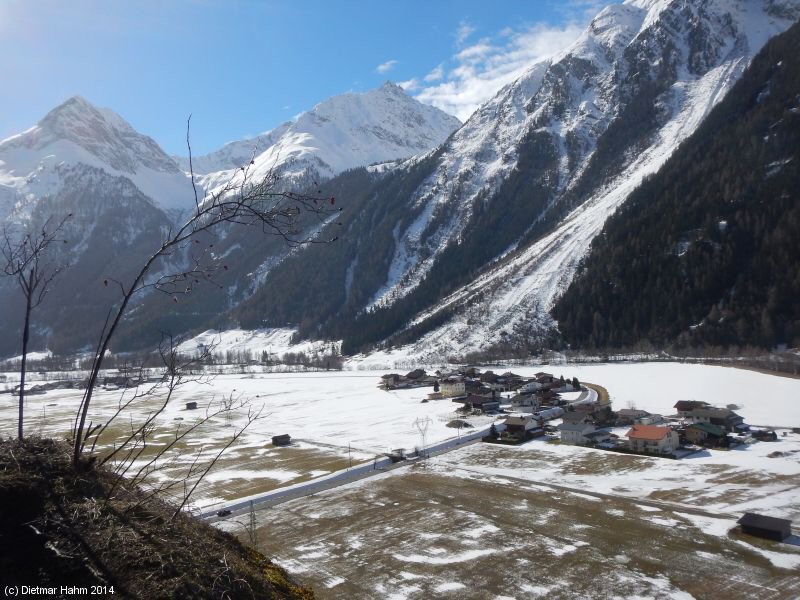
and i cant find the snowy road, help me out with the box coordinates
[203,425,492,520]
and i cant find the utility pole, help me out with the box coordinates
[414,416,431,459]
[248,501,258,551]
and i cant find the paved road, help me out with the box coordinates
[203,426,492,522]
[204,382,602,523]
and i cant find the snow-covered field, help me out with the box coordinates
[4,361,800,597]
[0,370,485,508]
[2,361,798,509]
[435,432,800,521]
[247,442,800,599]
[227,361,800,599]
[0,372,470,453]
[5,361,796,454]
[175,328,340,360]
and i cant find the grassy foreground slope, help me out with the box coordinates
[0,438,315,600]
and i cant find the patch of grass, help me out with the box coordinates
[250,468,800,599]
[0,436,316,600]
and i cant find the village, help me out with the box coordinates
[379,366,796,544]
[379,367,780,456]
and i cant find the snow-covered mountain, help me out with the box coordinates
[175,82,461,192]
[3,0,797,362]
[232,0,800,364]
[0,96,197,219]
[361,0,800,363]
[362,0,800,362]
[0,86,461,357]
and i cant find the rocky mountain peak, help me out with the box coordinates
[26,95,180,176]
[0,96,194,216]
[183,82,461,191]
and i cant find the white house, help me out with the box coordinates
[439,377,466,398]
[519,381,545,394]
[558,422,596,446]
[501,415,541,437]
[635,413,663,425]
[511,394,540,413]
[552,382,576,393]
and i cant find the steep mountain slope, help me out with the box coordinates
[0,169,175,356]
[553,20,800,351]
[176,82,461,193]
[0,87,460,357]
[234,0,800,362]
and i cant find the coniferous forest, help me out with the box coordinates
[553,21,800,351]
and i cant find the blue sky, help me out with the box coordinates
[0,1,612,155]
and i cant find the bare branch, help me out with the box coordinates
[171,404,265,519]
[187,115,200,212]
[73,137,339,465]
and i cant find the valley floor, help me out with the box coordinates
[2,361,800,598]
[243,436,800,600]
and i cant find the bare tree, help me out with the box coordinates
[87,334,267,518]
[71,119,339,467]
[2,214,70,439]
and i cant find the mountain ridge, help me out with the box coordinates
[231,0,800,363]
[553,18,800,351]
[0,84,462,357]
[173,82,461,194]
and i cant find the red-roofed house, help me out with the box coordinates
[626,425,679,455]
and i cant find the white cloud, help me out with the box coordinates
[413,22,584,122]
[376,59,398,74]
[424,64,444,83]
[455,21,475,46]
[398,78,420,92]
[455,40,493,62]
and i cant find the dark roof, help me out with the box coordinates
[692,407,742,420]
[559,422,594,433]
[618,408,649,417]
[688,422,726,437]
[562,412,591,423]
[737,512,792,531]
[465,394,498,405]
[512,395,537,404]
[674,400,708,411]
[503,416,531,426]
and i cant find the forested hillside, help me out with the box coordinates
[229,0,800,357]
[553,21,800,351]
